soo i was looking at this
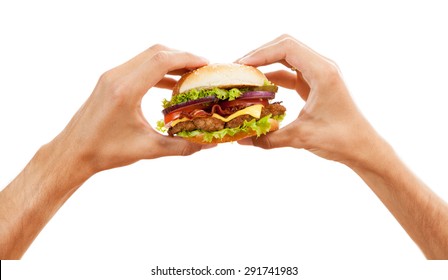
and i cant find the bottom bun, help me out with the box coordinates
[182,119,279,145]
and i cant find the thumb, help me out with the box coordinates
[239,122,306,150]
[146,134,214,158]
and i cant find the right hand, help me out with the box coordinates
[237,34,384,166]
[50,44,211,178]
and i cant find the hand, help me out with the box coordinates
[237,34,383,166]
[51,44,210,176]
[0,45,212,259]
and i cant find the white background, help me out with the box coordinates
[1,0,448,279]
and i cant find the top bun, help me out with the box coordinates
[173,63,267,95]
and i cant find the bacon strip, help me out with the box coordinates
[179,104,233,119]
[179,103,258,120]
[180,109,211,119]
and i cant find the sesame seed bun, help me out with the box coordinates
[173,63,267,96]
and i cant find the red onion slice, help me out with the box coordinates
[162,96,218,115]
[239,91,276,100]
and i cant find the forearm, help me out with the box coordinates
[348,138,448,259]
[0,138,93,259]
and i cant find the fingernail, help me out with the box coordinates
[237,56,248,64]
[237,138,254,145]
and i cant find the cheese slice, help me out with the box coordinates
[170,117,190,127]
[170,104,263,127]
[211,104,263,122]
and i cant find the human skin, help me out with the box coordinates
[2,36,447,260]
[0,45,211,259]
[237,34,448,259]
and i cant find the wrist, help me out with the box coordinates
[38,136,95,193]
[347,140,398,179]
[0,136,94,259]
[341,126,396,175]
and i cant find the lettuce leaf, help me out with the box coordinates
[162,87,249,108]
[272,113,285,122]
[156,120,168,133]
[177,114,278,143]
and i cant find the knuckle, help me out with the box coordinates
[149,43,168,53]
[181,144,198,156]
[98,71,131,106]
[98,70,114,86]
[279,36,297,51]
[110,81,132,106]
[257,137,274,150]
[327,60,342,75]
[151,51,171,67]
[155,136,199,157]
[277,33,293,41]
[318,60,343,86]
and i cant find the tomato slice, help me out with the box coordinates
[164,110,182,124]
[164,103,211,124]
[219,98,269,109]
[164,98,269,124]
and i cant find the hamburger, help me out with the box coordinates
[158,63,286,144]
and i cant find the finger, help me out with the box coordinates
[237,137,255,146]
[105,44,172,80]
[110,45,207,83]
[265,70,297,90]
[243,122,306,150]
[167,68,198,76]
[237,36,324,85]
[235,34,295,62]
[200,143,218,150]
[157,67,203,90]
[266,70,311,101]
[237,37,311,70]
[147,133,212,158]
[237,34,310,66]
[155,77,178,90]
[129,50,208,99]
